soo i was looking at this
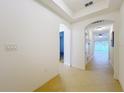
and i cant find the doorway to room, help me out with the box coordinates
[59,24,71,66]
[60,31,64,62]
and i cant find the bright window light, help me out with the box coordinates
[98,35,103,38]
[95,27,106,30]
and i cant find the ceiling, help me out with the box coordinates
[93,29,110,41]
[85,19,112,41]
[36,0,123,23]
[86,20,113,31]
[63,0,103,13]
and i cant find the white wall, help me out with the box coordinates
[119,1,124,90]
[89,30,94,61]
[72,24,85,69]
[63,25,71,66]
[85,29,94,64]
[0,0,71,91]
[71,11,120,79]
[109,25,114,67]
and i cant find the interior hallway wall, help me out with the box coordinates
[85,29,94,65]
[119,1,124,90]
[63,25,71,66]
[0,0,71,91]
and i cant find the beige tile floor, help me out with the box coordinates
[35,52,122,92]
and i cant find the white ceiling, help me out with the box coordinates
[36,0,122,23]
[86,20,113,31]
[93,29,110,41]
[63,0,103,13]
[85,20,112,41]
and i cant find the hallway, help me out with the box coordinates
[86,40,110,71]
[35,50,122,92]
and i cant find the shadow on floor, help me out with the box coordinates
[34,75,66,92]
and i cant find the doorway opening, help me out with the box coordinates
[60,31,64,62]
[84,20,114,71]
[59,24,71,66]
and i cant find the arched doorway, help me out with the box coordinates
[84,20,115,74]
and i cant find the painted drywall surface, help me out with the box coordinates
[71,24,85,69]
[52,0,73,17]
[85,29,94,64]
[0,0,71,91]
[119,1,124,90]
[63,25,71,66]
[109,26,114,68]
[71,11,120,79]
[88,29,94,62]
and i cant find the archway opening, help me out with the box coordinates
[84,20,114,71]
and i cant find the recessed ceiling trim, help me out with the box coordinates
[36,0,122,23]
